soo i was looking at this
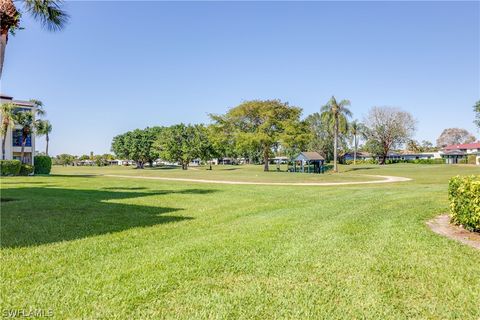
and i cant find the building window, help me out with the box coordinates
[12,130,31,147]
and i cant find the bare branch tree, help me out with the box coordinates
[363,107,416,164]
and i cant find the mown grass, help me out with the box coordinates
[51,164,380,183]
[1,164,479,319]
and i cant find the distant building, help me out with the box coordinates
[342,152,372,162]
[0,94,36,165]
[442,142,480,165]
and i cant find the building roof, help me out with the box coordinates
[443,150,466,156]
[295,152,325,161]
[444,142,480,151]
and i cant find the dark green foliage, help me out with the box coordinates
[0,160,21,176]
[111,127,161,168]
[157,124,204,170]
[19,164,34,176]
[210,99,306,171]
[449,175,480,231]
[34,156,52,174]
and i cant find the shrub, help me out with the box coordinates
[448,175,480,232]
[0,160,21,176]
[467,155,477,165]
[19,164,34,176]
[34,156,52,174]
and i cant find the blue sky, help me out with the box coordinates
[2,1,479,155]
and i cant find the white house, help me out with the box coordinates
[0,94,36,165]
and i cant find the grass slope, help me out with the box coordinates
[1,164,479,319]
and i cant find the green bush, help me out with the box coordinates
[19,164,34,176]
[344,159,377,165]
[34,156,52,174]
[448,175,480,232]
[0,160,21,176]
[467,155,477,165]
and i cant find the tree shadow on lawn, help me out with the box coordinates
[1,187,217,248]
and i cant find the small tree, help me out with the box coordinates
[111,128,158,168]
[363,107,416,164]
[13,110,34,163]
[349,120,363,165]
[0,102,15,160]
[35,119,52,156]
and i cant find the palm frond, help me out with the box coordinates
[23,0,69,31]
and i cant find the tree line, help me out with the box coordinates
[110,97,446,171]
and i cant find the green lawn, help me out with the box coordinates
[51,164,381,183]
[1,164,479,319]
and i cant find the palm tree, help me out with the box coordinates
[35,119,52,155]
[0,102,15,159]
[0,0,68,78]
[13,110,34,163]
[29,99,46,117]
[320,96,352,172]
[350,120,362,165]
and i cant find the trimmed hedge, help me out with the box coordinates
[19,164,34,176]
[448,175,480,232]
[34,156,52,174]
[0,160,21,176]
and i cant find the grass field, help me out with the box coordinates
[1,164,479,319]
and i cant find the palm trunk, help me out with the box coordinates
[353,134,357,165]
[20,137,26,163]
[263,147,269,172]
[333,117,339,172]
[209,161,212,170]
[0,30,7,80]
[1,136,6,160]
[45,134,49,156]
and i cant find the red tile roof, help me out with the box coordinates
[444,142,480,150]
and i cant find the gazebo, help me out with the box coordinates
[292,152,325,173]
[442,150,466,164]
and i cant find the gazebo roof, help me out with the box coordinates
[443,150,466,156]
[295,152,325,161]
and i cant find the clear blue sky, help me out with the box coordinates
[2,1,479,156]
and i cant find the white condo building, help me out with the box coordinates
[0,94,36,165]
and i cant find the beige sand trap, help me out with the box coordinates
[103,174,411,186]
[427,215,480,250]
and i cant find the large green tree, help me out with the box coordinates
[111,128,159,169]
[320,96,352,172]
[157,124,204,170]
[210,99,304,171]
[0,0,69,78]
[0,102,15,160]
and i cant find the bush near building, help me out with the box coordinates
[448,175,480,232]
[34,156,52,174]
[19,164,34,176]
[0,160,21,176]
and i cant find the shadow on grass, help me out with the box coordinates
[0,187,216,248]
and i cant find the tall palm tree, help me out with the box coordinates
[0,0,68,78]
[350,120,362,165]
[13,110,34,163]
[320,96,352,172]
[0,102,15,159]
[35,119,52,155]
